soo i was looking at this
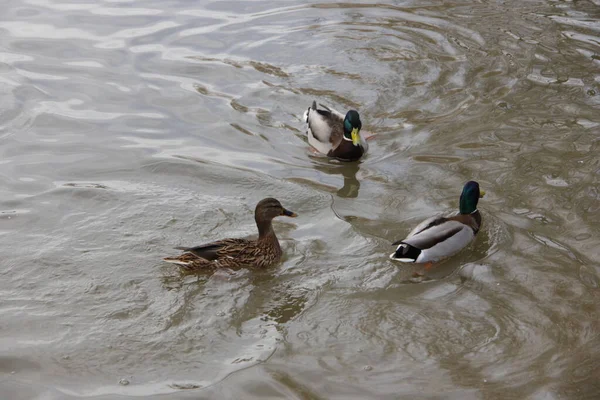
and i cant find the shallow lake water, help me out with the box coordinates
[1,0,599,398]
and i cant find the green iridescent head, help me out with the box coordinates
[459,181,485,214]
[343,110,362,146]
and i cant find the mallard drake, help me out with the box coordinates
[302,101,368,162]
[389,181,485,265]
[164,198,297,270]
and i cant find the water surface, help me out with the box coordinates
[1,0,599,398]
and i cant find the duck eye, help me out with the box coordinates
[344,120,352,132]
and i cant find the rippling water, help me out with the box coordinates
[1,0,599,398]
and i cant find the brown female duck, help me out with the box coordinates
[163,198,297,270]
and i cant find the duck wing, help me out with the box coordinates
[318,103,345,120]
[317,103,345,148]
[399,219,466,250]
[304,101,344,154]
[391,216,475,263]
[175,238,249,260]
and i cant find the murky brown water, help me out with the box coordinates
[1,0,599,398]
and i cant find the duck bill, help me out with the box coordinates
[351,128,360,146]
[479,190,486,198]
[282,208,297,217]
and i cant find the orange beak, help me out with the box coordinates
[282,208,297,217]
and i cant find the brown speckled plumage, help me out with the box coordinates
[163,198,296,271]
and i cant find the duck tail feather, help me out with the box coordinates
[389,243,420,262]
[163,257,191,266]
[304,100,318,123]
[389,256,416,263]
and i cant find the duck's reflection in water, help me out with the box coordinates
[312,160,361,198]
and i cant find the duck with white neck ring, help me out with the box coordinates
[389,181,485,267]
[302,101,368,162]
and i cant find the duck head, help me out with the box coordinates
[255,198,297,224]
[343,110,362,146]
[459,181,485,214]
